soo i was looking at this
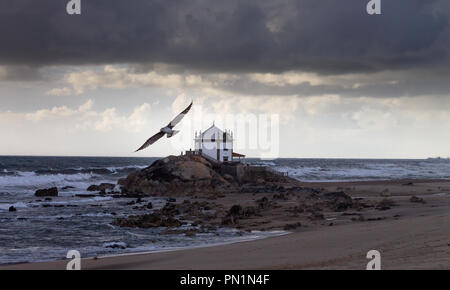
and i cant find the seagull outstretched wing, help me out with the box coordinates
[135,131,165,152]
[167,101,193,129]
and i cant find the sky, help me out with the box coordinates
[1,0,450,158]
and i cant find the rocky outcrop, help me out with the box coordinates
[35,187,58,197]
[118,155,299,197]
[118,155,231,196]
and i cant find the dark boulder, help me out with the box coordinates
[35,187,58,197]
[283,222,302,230]
[8,206,16,212]
[242,206,258,218]
[228,205,243,217]
[410,196,426,204]
[256,197,271,210]
[222,204,259,225]
[87,183,115,192]
[323,191,353,211]
[222,205,243,225]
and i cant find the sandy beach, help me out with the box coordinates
[2,179,449,270]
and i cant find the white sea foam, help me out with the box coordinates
[106,165,147,172]
[0,171,97,188]
[103,242,128,249]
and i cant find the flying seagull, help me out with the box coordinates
[135,101,193,152]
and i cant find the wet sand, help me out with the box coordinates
[2,179,449,270]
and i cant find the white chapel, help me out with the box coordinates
[192,123,245,163]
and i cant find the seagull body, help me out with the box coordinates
[160,126,179,137]
[135,101,192,152]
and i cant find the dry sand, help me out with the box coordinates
[2,179,449,270]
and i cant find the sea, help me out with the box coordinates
[1,156,450,265]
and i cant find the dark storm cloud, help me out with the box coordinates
[0,0,449,74]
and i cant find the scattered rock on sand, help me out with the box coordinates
[113,213,182,228]
[256,197,271,210]
[242,206,258,218]
[35,187,58,197]
[322,191,353,211]
[222,204,259,225]
[228,205,243,216]
[410,196,426,204]
[376,198,396,211]
[283,222,302,230]
[222,205,243,225]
